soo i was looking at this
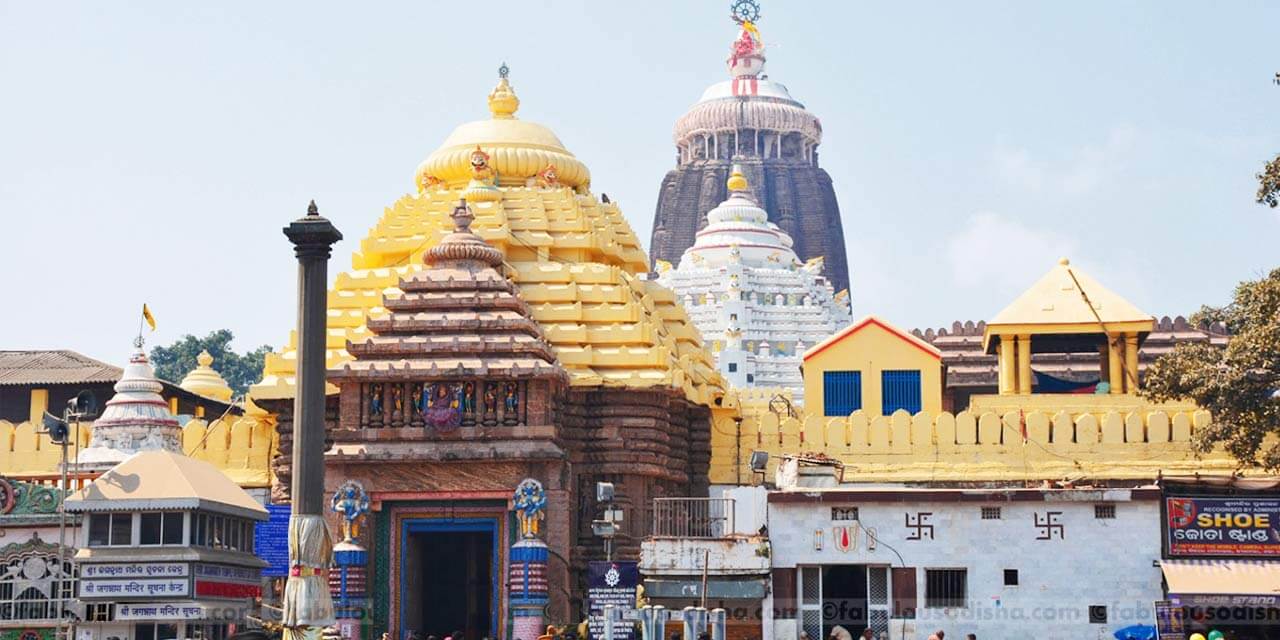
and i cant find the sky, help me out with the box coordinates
[1,1,1277,368]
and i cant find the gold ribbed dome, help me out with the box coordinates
[415,67,591,191]
[179,350,233,402]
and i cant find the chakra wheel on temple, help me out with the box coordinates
[731,0,760,23]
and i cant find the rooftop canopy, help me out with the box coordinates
[982,259,1155,395]
[66,449,267,520]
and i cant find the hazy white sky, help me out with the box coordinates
[2,1,1277,368]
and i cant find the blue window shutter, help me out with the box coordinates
[881,370,922,415]
[823,371,862,416]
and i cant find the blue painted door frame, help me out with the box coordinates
[399,517,502,640]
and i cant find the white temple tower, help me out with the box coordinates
[658,166,850,404]
[76,346,183,471]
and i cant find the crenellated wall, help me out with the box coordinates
[0,415,276,488]
[709,403,1243,484]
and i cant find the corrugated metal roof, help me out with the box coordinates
[0,350,123,386]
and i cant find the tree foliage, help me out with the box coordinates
[149,329,272,398]
[1258,154,1280,208]
[1142,268,1280,469]
[1259,73,1280,208]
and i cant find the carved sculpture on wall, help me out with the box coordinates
[513,478,547,539]
[424,383,461,432]
[330,480,371,543]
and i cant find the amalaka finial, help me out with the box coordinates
[451,198,476,232]
[488,63,520,119]
[307,199,319,216]
[727,164,749,192]
[1059,257,1070,266]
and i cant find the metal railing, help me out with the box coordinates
[650,498,735,538]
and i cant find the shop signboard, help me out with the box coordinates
[588,561,639,640]
[193,563,262,599]
[1163,495,1280,557]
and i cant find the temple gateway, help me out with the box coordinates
[250,69,735,640]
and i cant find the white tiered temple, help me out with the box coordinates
[657,166,850,404]
[76,345,184,471]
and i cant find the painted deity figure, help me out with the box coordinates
[501,381,517,422]
[424,382,461,431]
[330,480,371,543]
[461,382,477,413]
[390,385,403,412]
[482,382,499,424]
[535,164,560,188]
[369,383,384,417]
[512,478,547,539]
[417,173,443,194]
[470,146,496,186]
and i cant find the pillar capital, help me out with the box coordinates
[284,200,344,258]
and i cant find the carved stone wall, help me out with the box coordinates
[651,160,850,295]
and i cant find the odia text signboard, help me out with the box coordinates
[116,602,253,621]
[1163,496,1280,557]
[79,562,190,599]
[255,503,291,577]
[193,563,261,599]
[588,561,638,640]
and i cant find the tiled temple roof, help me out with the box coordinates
[253,73,727,406]
[331,201,566,383]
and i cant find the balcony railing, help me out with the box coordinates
[651,497,735,538]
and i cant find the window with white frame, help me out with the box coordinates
[88,513,132,547]
[140,512,184,546]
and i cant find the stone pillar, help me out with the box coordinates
[1107,334,1124,395]
[997,337,1015,395]
[282,200,343,636]
[510,538,550,640]
[1016,334,1033,395]
[1124,332,1140,393]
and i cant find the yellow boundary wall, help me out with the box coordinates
[710,406,1245,484]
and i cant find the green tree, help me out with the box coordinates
[1258,73,1280,208]
[1142,268,1280,469]
[149,329,272,398]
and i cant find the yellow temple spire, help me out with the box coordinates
[179,349,234,402]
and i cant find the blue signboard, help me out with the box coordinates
[255,504,292,577]
[588,561,639,640]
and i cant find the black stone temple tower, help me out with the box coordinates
[648,5,851,296]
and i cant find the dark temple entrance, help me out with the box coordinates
[402,520,497,640]
[823,565,868,638]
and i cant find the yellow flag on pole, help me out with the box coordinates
[142,304,157,331]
